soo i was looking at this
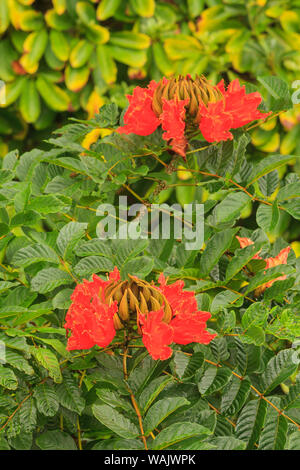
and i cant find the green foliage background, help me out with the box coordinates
[1,0,300,158]
[0,0,300,452]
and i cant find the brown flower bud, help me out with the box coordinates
[152,74,223,120]
[104,275,172,330]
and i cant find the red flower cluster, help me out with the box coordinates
[236,236,291,294]
[64,268,216,360]
[117,75,270,158]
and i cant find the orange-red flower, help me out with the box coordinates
[263,246,291,289]
[236,236,291,295]
[139,308,173,360]
[117,81,160,136]
[160,98,189,158]
[117,75,270,158]
[64,270,119,350]
[64,267,216,360]
[236,236,262,259]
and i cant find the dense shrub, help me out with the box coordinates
[0,77,299,449]
[0,0,300,452]
[1,0,300,161]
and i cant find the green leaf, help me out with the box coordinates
[139,376,173,415]
[56,375,85,414]
[281,377,300,410]
[144,397,190,435]
[108,45,147,67]
[198,365,232,396]
[210,290,243,313]
[10,210,41,228]
[210,337,230,362]
[282,198,300,219]
[52,288,73,310]
[75,239,113,258]
[97,0,122,21]
[0,435,10,450]
[258,170,279,197]
[96,388,132,412]
[245,265,293,295]
[20,79,41,124]
[57,222,88,260]
[247,154,298,187]
[121,256,154,279]
[209,436,246,450]
[226,242,263,281]
[241,302,268,330]
[236,399,267,449]
[31,268,72,293]
[258,76,293,111]
[18,397,37,434]
[33,382,60,417]
[31,347,62,383]
[0,365,18,390]
[235,339,262,376]
[128,355,169,395]
[261,349,297,394]
[92,404,139,439]
[96,103,119,127]
[173,351,204,380]
[285,431,300,450]
[151,422,211,450]
[74,256,114,277]
[239,325,265,346]
[258,399,288,450]
[36,430,77,450]
[256,202,279,233]
[220,375,251,416]
[33,337,70,359]
[212,192,250,225]
[28,195,70,214]
[113,239,148,267]
[199,228,239,277]
[13,244,59,267]
[277,182,300,201]
[4,350,34,375]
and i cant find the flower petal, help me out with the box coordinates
[256,246,291,295]
[117,81,160,136]
[171,311,216,345]
[198,100,234,143]
[157,273,198,315]
[265,246,291,269]
[65,274,117,350]
[140,308,173,360]
[236,236,262,259]
[160,98,189,158]
[223,79,271,128]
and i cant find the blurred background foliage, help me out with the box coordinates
[1,0,300,249]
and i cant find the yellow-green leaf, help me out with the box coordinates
[65,65,90,92]
[86,23,110,44]
[0,0,9,34]
[130,0,155,17]
[36,76,70,112]
[96,0,121,21]
[108,45,147,67]
[50,30,70,61]
[20,79,41,123]
[70,39,93,68]
[110,31,151,50]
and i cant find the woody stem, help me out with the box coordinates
[122,336,148,450]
